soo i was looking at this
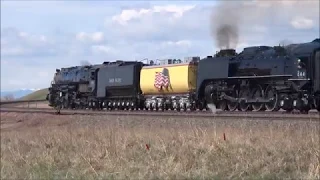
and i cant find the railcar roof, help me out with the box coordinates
[142,62,196,69]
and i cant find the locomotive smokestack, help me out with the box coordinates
[279,39,293,47]
[214,49,237,57]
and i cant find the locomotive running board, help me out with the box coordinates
[227,75,292,79]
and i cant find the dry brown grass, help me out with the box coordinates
[1,113,319,180]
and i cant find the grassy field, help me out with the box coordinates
[20,88,48,101]
[1,113,319,180]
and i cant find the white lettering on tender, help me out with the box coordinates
[109,78,122,83]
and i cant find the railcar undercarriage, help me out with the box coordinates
[47,86,319,114]
[47,77,319,113]
[143,93,196,111]
[202,78,317,113]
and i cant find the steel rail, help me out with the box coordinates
[2,106,320,116]
[0,99,47,105]
[1,107,319,121]
[1,100,319,116]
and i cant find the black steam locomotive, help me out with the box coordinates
[47,61,145,110]
[197,38,320,113]
[47,63,102,109]
[47,38,320,113]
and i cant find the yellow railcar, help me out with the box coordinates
[140,62,198,95]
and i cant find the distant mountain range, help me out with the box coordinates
[1,89,40,99]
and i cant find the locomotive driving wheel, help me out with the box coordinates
[264,85,280,111]
[238,86,252,111]
[251,84,265,111]
[227,89,238,111]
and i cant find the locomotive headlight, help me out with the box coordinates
[297,59,301,69]
[297,59,306,69]
[90,80,95,86]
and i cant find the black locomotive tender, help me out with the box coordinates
[47,38,320,113]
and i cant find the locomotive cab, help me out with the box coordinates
[285,39,320,111]
[286,39,320,89]
[295,47,320,111]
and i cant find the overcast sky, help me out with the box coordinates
[1,0,319,91]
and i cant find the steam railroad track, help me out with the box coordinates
[1,106,319,121]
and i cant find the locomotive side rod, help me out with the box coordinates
[220,94,272,103]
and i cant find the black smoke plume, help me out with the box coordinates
[210,2,241,49]
[216,24,239,49]
[210,1,318,50]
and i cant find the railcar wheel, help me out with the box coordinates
[227,90,238,111]
[251,84,265,111]
[238,87,252,111]
[264,85,280,111]
[197,101,205,111]
[281,95,294,113]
